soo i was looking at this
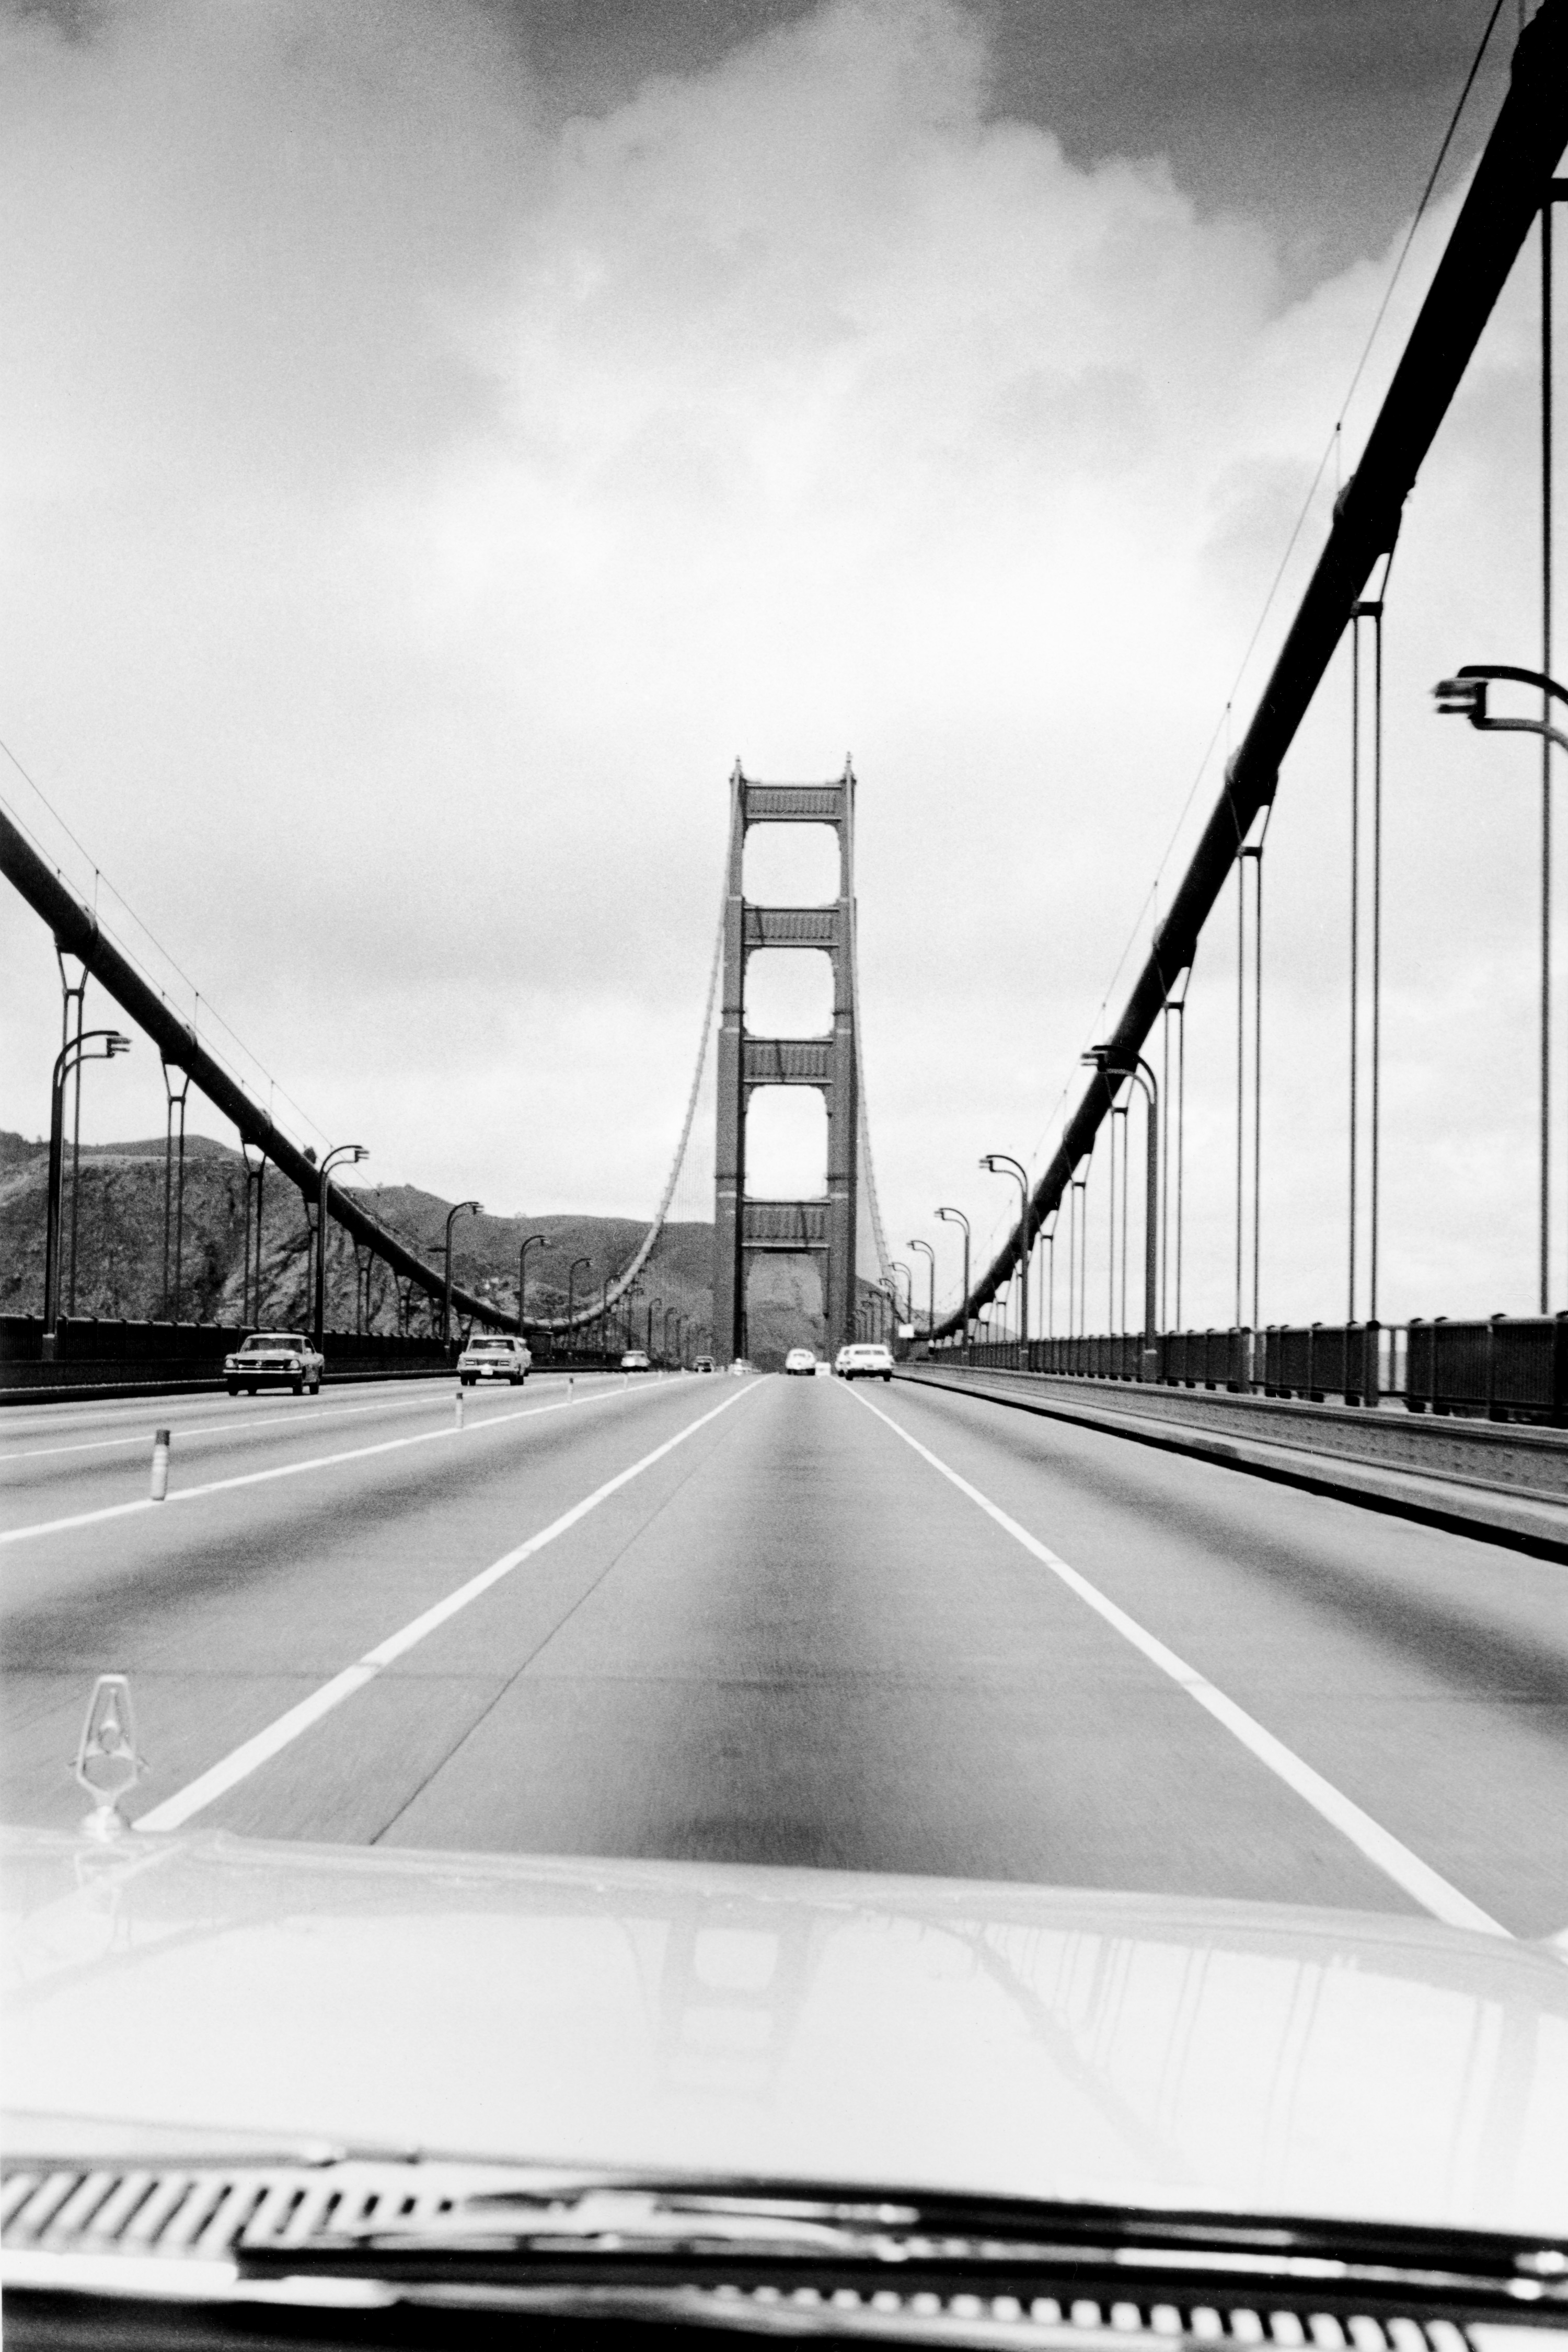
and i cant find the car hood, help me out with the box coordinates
[4,1827,1566,2238]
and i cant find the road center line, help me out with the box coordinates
[848,1382,1509,1939]
[0,1380,658,1547]
[134,1378,761,1833]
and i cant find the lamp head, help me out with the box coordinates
[107,1033,131,1057]
[1434,674,1486,721]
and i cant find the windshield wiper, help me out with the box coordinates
[246,2177,1568,2305]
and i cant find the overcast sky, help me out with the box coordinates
[2,0,1559,1327]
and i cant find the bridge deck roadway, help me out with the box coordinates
[3,1372,1566,1939]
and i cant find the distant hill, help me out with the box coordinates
[0,1131,864,1363]
[0,1130,714,1346]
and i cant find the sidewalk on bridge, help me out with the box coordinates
[896,1363,1568,1561]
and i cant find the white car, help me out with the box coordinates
[457,1333,531,1387]
[224,1331,324,1396]
[619,1349,652,1371]
[783,1347,817,1376]
[834,1341,894,1381]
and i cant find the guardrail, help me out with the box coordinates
[938,1315,1568,1424]
[1,1314,449,1395]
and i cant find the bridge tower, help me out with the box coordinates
[712,762,859,1363]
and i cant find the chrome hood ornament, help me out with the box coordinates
[73,1676,146,1839]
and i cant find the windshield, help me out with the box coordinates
[5,0,1568,2292]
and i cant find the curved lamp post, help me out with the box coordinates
[314,1144,370,1350]
[891,1258,914,1324]
[43,1029,131,1340]
[980,1153,1030,1353]
[935,1205,970,1359]
[1435,664,1568,1310]
[908,1238,936,1345]
[1083,1046,1159,1369]
[516,1233,548,1336]
[566,1255,592,1342]
[440,1197,481,1351]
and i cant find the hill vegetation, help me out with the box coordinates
[0,1131,713,1348]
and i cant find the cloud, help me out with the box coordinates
[0,0,1549,1320]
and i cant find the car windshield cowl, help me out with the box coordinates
[11,2151,1561,2301]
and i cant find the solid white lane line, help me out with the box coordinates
[134,1378,762,1832]
[0,1380,659,1547]
[1,1376,630,1461]
[848,1383,1510,1939]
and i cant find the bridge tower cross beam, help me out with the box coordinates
[712,760,860,1363]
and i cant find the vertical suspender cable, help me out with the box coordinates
[1160,1006,1171,1330]
[1120,1101,1131,1332]
[1235,859,1246,1329]
[1544,188,1555,1306]
[1174,1002,1185,1330]
[1108,1104,1119,1331]
[1370,598,1385,1323]
[1350,618,1362,1321]
[1250,836,1266,1333]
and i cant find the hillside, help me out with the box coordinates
[0,1131,714,1346]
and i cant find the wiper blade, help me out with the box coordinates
[341,2186,921,2261]
[257,2178,1568,2303]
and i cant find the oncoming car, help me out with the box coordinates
[223,1331,324,1396]
[693,1354,715,1372]
[834,1340,894,1381]
[783,1346,817,1376]
[457,1334,531,1387]
[619,1348,652,1371]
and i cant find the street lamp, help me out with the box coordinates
[935,1206,970,1359]
[979,1154,1030,1354]
[890,1258,914,1324]
[646,1294,662,1354]
[909,1238,936,1345]
[1435,663,1568,1311]
[567,1255,592,1340]
[662,1302,678,1362]
[313,1145,370,1350]
[439,1196,480,1351]
[516,1233,548,1336]
[1083,1046,1159,1369]
[43,1029,130,1341]
[313,1147,368,1343]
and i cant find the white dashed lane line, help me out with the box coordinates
[134,1377,762,1832]
[1,1378,672,1547]
[1,1375,631,1461]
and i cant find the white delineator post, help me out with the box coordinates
[149,1428,170,1501]
[454,1389,465,1431]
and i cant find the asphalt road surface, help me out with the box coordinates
[4,1368,1566,1939]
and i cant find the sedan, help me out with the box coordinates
[783,1347,817,1376]
[619,1350,652,1372]
[457,1335,531,1386]
[833,1342,894,1382]
[224,1332,324,1396]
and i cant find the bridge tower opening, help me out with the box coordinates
[712,762,859,1364]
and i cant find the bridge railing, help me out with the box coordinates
[933,1314,1568,1424]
